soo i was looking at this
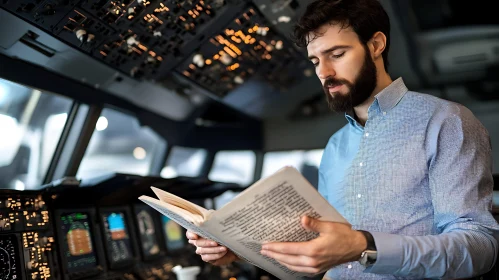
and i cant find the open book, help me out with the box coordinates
[139,166,349,280]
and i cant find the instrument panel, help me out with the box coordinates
[0,234,22,280]
[0,193,55,280]
[0,180,256,280]
[0,190,185,280]
[58,212,99,277]
[134,206,162,260]
[100,208,136,268]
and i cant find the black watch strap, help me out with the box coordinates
[358,230,377,251]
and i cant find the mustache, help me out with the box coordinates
[323,78,350,89]
[323,78,342,88]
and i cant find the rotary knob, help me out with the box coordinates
[37,237,49,247]
[26,260,36,270]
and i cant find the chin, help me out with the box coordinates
[330,91,348,98]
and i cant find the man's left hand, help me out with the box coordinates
[260,216,367,274]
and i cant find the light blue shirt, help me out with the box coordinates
[319,78,499,279]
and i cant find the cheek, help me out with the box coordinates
[338,57,362,81]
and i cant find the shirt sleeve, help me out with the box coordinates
[318,169,328,201]
[319,136,335,202]
[365,103,499,279]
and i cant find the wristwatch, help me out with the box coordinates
[358,230,377,267]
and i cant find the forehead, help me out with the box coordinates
[306,24,360,55]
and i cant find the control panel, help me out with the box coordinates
[0,175,275,280]
[1,0,234,80]
[0,193,56,280]
[175,5,309,97]
[0,234,23,280]
[0,0,310,98]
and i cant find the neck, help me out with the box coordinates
[353,71,392,126]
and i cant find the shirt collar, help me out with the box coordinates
[344,77,408,127]
[374,77,408,112]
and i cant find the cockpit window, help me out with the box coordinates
[161,146,207,178]
[77,108,166,179]
[208,151,256,185]
[262,149,323,189]
[0,78,73,190]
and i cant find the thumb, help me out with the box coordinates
[301,216,328,233]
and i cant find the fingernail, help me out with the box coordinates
[261,250,267,255]
[261,245,267,250]
[220,247,226,252]
[211,242,217,246]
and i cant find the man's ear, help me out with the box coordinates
[369,31,387,59]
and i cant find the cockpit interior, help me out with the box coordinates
[0,0,498,279]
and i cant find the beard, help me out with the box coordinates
[323,46,377,113]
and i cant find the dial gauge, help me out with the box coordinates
[0,234,21,280]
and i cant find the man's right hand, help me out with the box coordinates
[186,230,239,266]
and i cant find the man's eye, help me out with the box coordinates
[332,52,345,59]
[311,61,319,67]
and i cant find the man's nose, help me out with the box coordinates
[317,63,336,80]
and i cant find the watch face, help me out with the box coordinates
[360,250,377,266]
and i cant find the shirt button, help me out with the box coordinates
[357,194,362,198]
[365,133,369,137]
[359,162,363,167]
[383,111,387,115]
[348,264,353,269]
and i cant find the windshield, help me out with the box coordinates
[0,78,73,190]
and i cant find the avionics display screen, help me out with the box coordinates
[136,209,160,257]
[102,212,133,264]
[60,213,97,273]
[0,234,22,280]
[161,216,186,251]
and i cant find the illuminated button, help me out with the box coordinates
[359,162,364,167]
[357,194,362,198]
[365,133,369,137]
[348,264,353,269]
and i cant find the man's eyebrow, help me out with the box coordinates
[308,45,351,60]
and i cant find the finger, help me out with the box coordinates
[196,246,227,255]
[262,241,312,256]
[279,262,323,275]
[189,239,219,247]
[201,251,227,262]
[209,257,230,266]
[261,249,314,267]
[186,231,199,240]
[301,216,330,233]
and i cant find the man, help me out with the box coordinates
[187,0,499,278]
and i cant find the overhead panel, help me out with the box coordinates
[1,0,80,31]
[0,0,233,80]
[173,4,309,98]
[0,0,314,119]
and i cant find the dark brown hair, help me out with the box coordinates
[293,0,391,70]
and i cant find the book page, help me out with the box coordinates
[151,187,212,219]
[201,166,347,280]
[138,195,233,254]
